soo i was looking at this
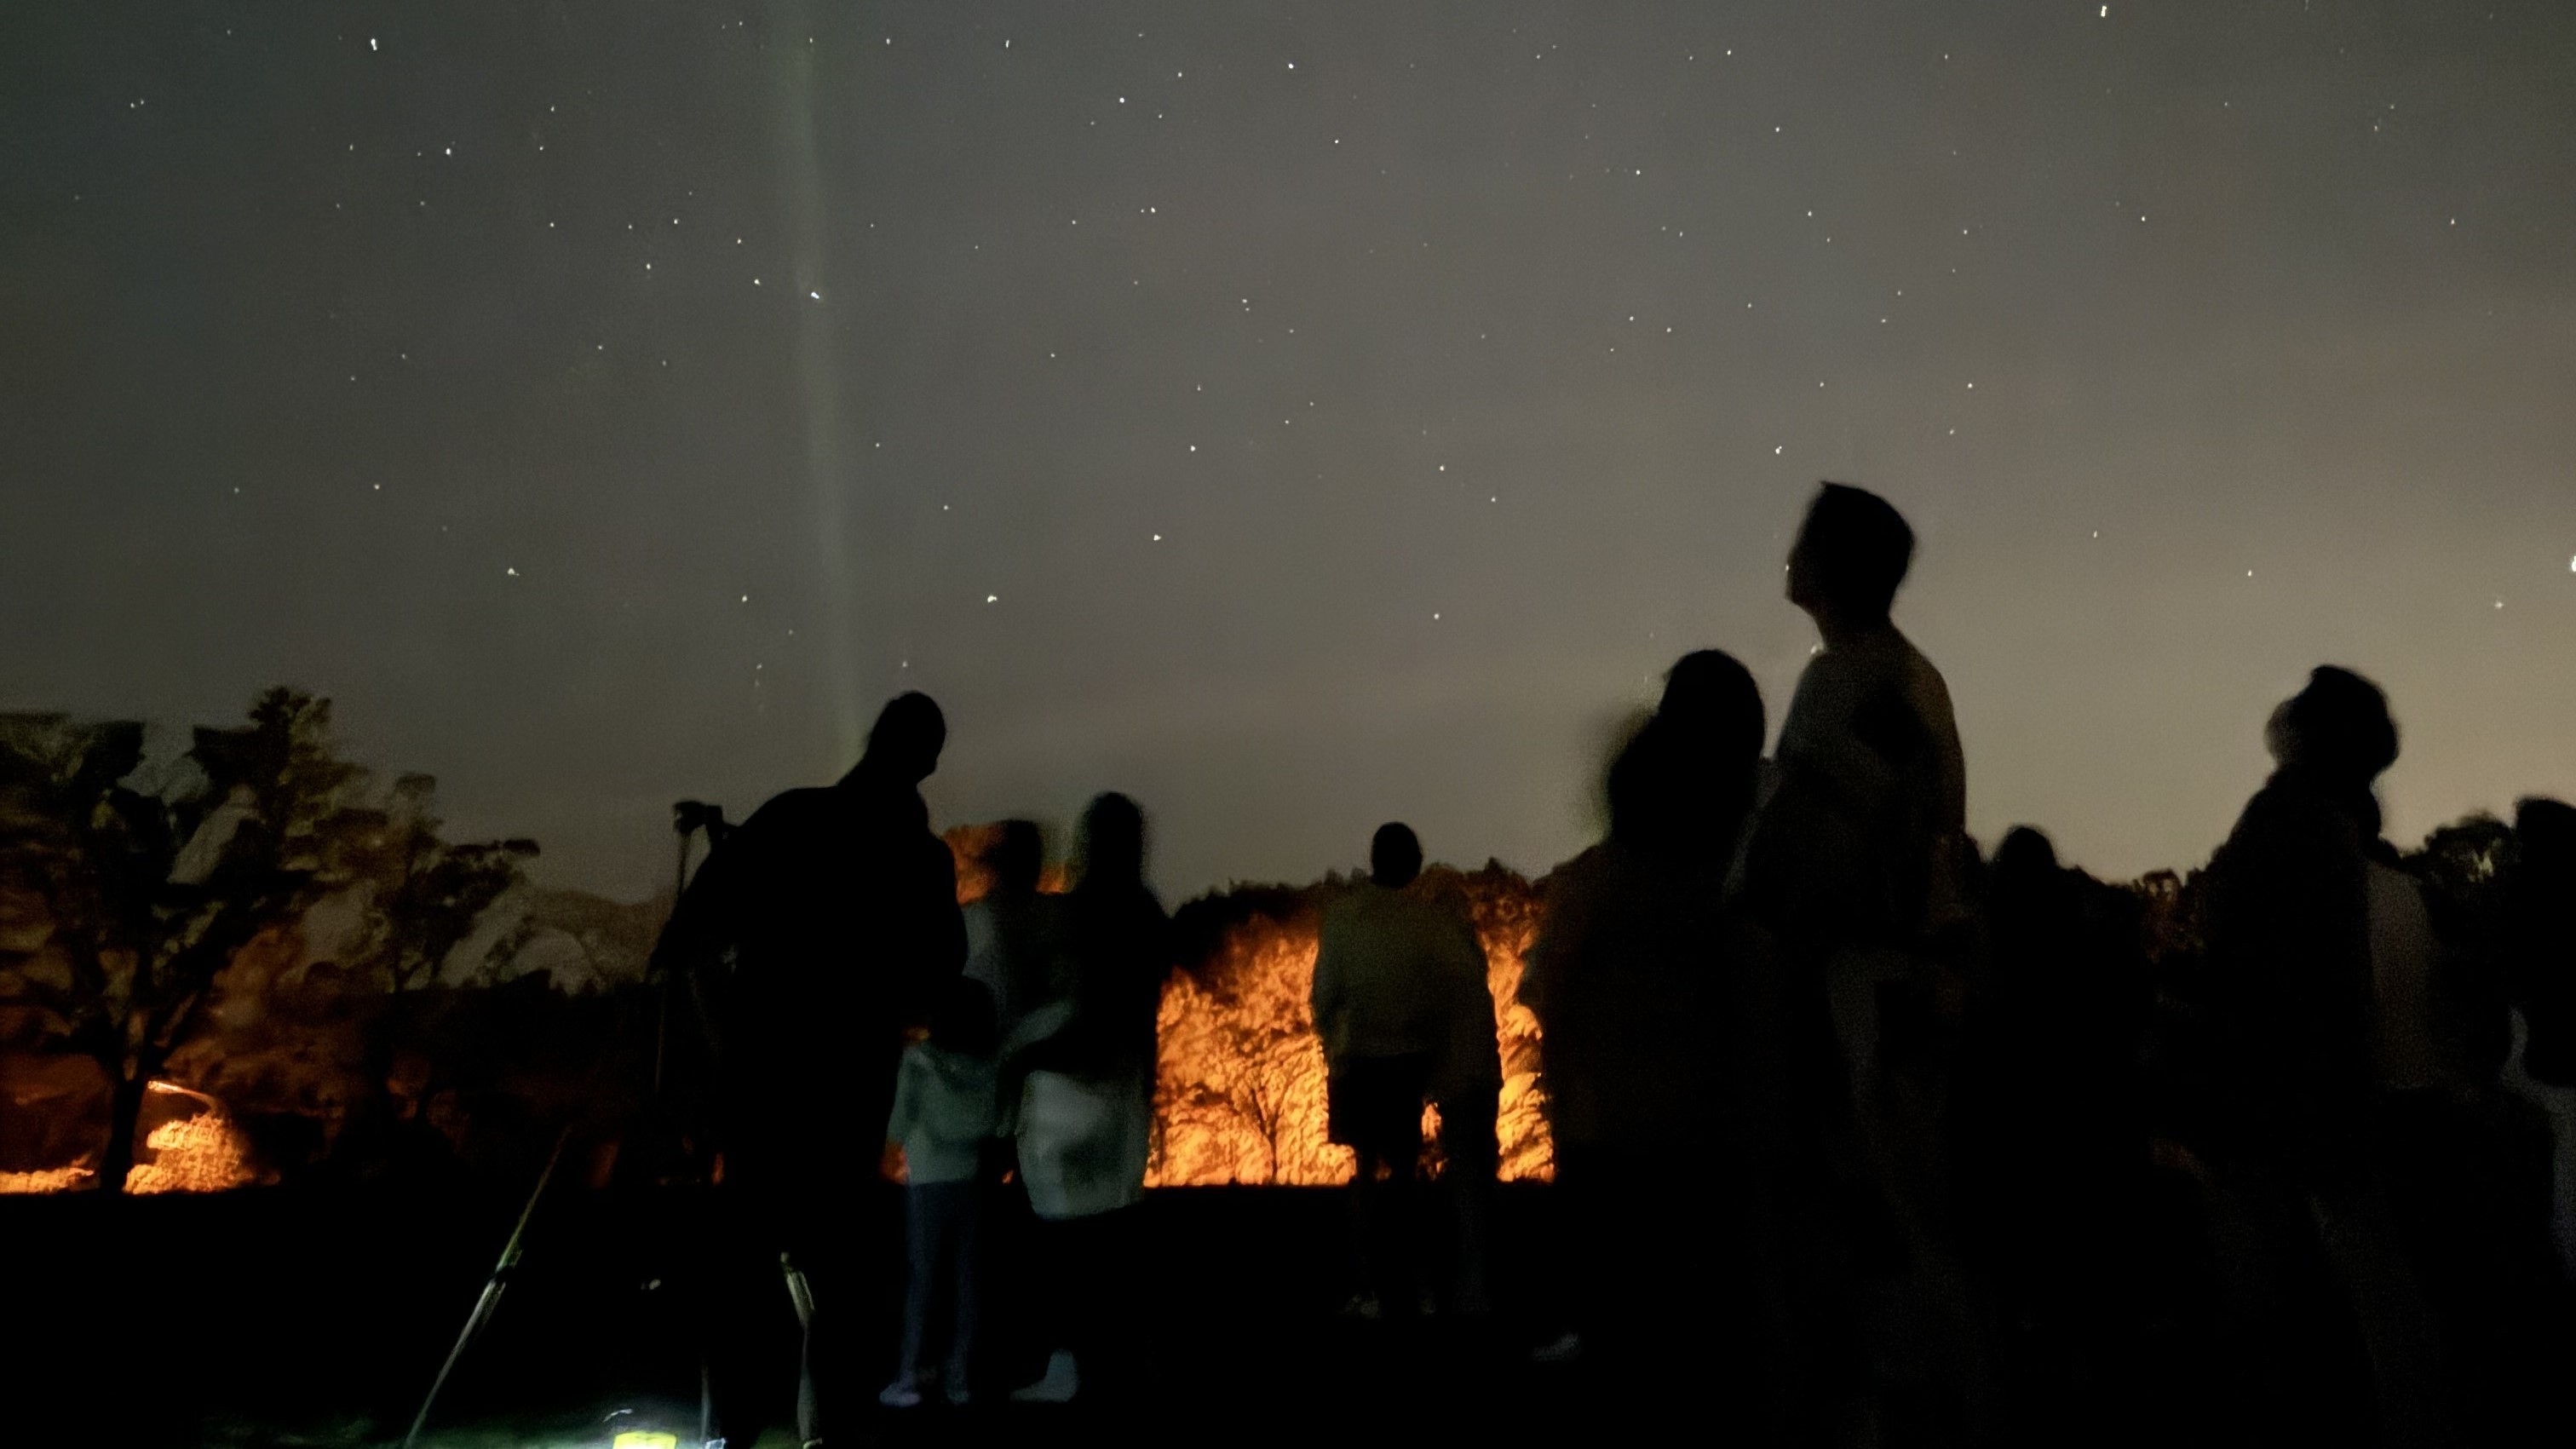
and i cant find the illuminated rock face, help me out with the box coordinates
[3,838,1558,1196]
[124,1088,259,1194]
[943,826,1553,1187]
[0,1079,260,1194]
[0,1164,95,1194]
[1143,889,1555,1187]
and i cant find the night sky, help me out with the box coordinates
[7,2,2572,902]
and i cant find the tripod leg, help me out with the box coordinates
[781,1251,822,1447]
[402,1126,572,1449]
[699,1357,714,1446]
[402,1278,509,1449]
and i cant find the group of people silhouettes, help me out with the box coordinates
[653,481,2574,1446]
[656,709,1170,1439]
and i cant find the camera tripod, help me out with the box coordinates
[401,801,736,1449]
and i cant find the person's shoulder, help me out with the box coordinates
[1891,630,1955,704]
[1780,646,1869,731]
[2217,778,2351,874]
[1544,844,1614,889]
[744,785,819,821]
[1320,884,1375,924]
[722,786,834,854]
[1401,887,1472,934]
[743,785,839,831]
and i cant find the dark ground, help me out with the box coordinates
[13,1183,1606,1447]
[8,1174,2559,1446]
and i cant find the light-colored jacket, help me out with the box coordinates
[1311,883,1493,1095]
[885,1040,1000,1185]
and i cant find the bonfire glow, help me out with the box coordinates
[124,1081,261,1194]
[0,1164,96,1194]
[946,826,1554,1183]
[1145,889,1552,1186]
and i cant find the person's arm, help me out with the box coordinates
[1906,658,1975,934]
[1444,914,1501,1084]
[885,1049,921,1147]
[1915,664,1968,842]
[1310,917,1346,1063]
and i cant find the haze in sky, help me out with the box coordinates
[7,1,2572,901]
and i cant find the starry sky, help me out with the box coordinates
[7,1,2572,902]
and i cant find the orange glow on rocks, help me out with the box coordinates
[942,827,1551,1186]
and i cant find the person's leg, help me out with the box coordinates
[1348,1135,1396,1313]
[889,1185,938,1394]
[1051,1210,1130,1396]
[2309,1182,2455,1449]
[1552,1141,1605,1350]
[943,1182,982,1397]
[1010,1213,1086,1400]
[1437,1086,1501,1315]
[2202,1163,2374,1446]
[704,1177,789,1446]
[1337,1058,1407,1314]
[1382,1133,1425,1314]
[2532,1077,2576,1282]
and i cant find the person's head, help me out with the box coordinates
[1077,791,1147,890]
[2265,666,2399,785]
[1786,483,1915,626]
[985,819,1044,896]
[1607,649,1766,853]
[1658,649,1767,772]
[2516,796,2576,877]
[1370,822,1423,888]
[928,977,998,1057]
[861,692,946,782]
[1990,825,2061,899]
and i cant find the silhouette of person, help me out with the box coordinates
[2195,666,2452,1446]
[2501,796,2576,1280]
[881,978,1002,1409]
[963,819,1066,1049]
[653,690,967,1446]
[1951,825,2154,1429]
[1006,792,1170,1404]
[1311,821,1486,1319]
[1522,650,1785,1414]
[1422,870,1504,1320]
[1736,483,1984,1439]
[1745,482,1970,1059]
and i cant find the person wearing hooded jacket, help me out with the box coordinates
[2195,666,2453,1448]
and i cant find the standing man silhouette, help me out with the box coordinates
[656,691,967,1448]
[2195,667,2451,1446]
[1740,483,1981,1437]
[1311,823,1488,1319]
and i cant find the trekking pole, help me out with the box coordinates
[401,1122,578,1449]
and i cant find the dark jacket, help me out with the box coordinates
[2199,766,2381,1184]
[658,763,966,1127]
[1017,882,1169,1083]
